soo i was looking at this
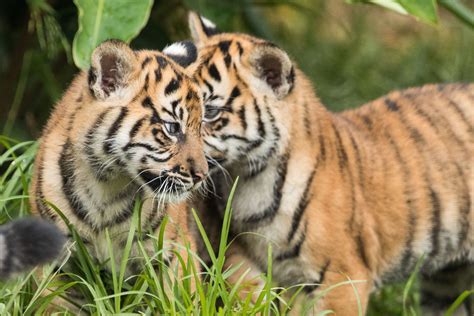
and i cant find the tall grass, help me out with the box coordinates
[0,137,465,315]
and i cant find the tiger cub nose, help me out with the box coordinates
[191,171,206,184]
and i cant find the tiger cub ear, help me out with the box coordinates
[88,39,138,100]
[163,40,197,67]
[249,44,295,100]
[188,11,220,46]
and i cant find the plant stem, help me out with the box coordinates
[439,0,474,29]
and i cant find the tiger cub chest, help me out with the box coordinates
[219,158,318,285]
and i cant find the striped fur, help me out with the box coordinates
[29,40,207,280]
[188,13,473,315]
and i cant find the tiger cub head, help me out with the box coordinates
[185,12,296,172]
[84,40,207,199]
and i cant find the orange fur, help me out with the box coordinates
[188,12,473,315]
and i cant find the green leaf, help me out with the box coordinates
[72,0,153,70]
[345,0,438,24]
[346,0,408,15]
[397,0,438,24]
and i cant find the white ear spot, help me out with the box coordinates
[201,16,216,29]
[163,42,188,57]
[163,41,197,67]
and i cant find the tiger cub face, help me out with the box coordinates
[83,40,208,200]
[185,13,295,173]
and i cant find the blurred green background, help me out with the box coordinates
[1,0,473,140]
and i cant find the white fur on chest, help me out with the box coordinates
[229,151,318,283]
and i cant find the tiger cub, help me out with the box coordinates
[187,12,473,315]
[29,40,208,282]
[0,218,65,280]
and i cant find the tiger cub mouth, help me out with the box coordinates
[139,169,204,198]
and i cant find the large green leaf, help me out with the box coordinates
[72,0,153,70]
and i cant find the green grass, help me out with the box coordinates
[0,137,468,315]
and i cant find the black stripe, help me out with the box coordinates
[142,96,153,108]
[347,132,365,191]
[156,55,168,68]
[244,160,268,179]
[129,117,146,138]
[146,153,172,163]
[143,206,165,240]
[303,102,311,136]
[428,187,442,257]
[35,156,57,221]
[410,98,467,152]
[155,68,162,82]
[123,142,159,152]
[143,73,149,91]
[360,114,373,130]
[254,100,266,138]
[165,78,180,95]
[333,123,348,171]
[204,139,221,153]
[224,54,231,68]
[141,57,152,68]
[84,108,114,179]
[59,140,91,224]
[226,86,241,108]
[203,79,214,94]
[208,63,221,82]
[457,165,471,248]
[442,93,473,133]
[104,107,128,154]
[385,98,400,112]
[318,133,326,162]
[237,106,247,131]
[355,233,370,268]
[220,134,252,143]
[88,68,97,97]
[385,132,417,275]
[171,99,181,117]
[303,260,330,293]
[236,42,244,56]
[218,40,231,54]
[242,152,289,225]
[276,227,306,261]
[213,118,229,131]
[111,199,135,226]
[287,167,317,242]
[287,66,295,94]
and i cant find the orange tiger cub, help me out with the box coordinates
[29,39,207,307]
[187,12,473,315]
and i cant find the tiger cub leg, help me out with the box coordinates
[301,261,372,315]
[155,204,200,293]
[224,242,265,303]
[420,261,473,316]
